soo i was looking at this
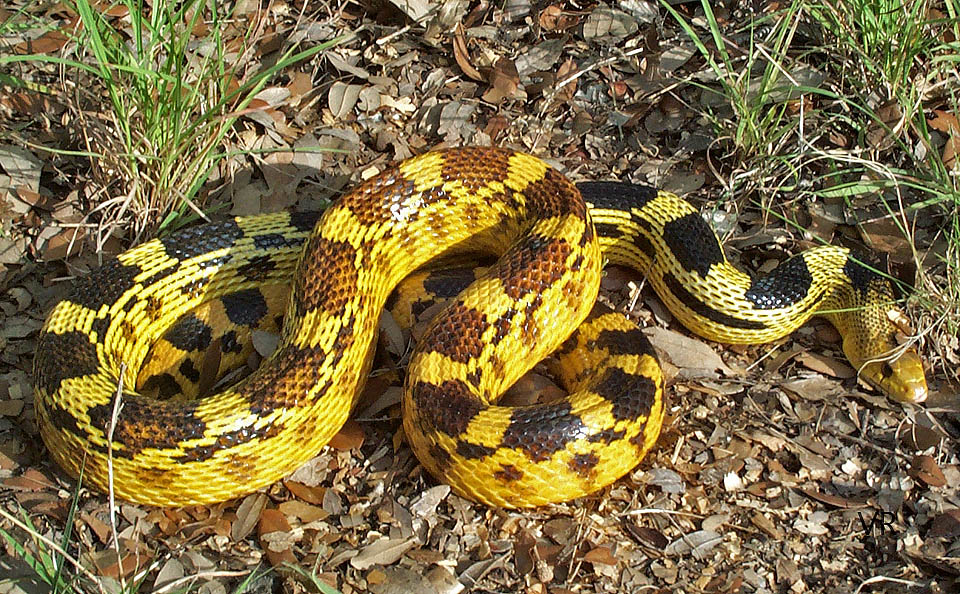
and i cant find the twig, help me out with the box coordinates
[0,506,106,590]
[106,362,125,577]
[854,575,921,594]
[153,570,254,594]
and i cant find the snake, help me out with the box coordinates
[32,147,928,508]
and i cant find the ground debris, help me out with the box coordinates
[0,1,957,593]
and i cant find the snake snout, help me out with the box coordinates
[858,350,928,404]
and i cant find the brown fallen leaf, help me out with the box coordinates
[328,418,365,450]
[539,4,579,31]
[582,6,639,40]
[278,499,329,523]
[928,107,958,169]
[82,548,146,579]
[750,511,783,539]
[928,509,960,538]
[909,454,947,487]
[4,468,56,491]
[859,217,917,262]
[257,508,297,566]
[367,568,387,585]
[583,545,618,566]
[796,352,856,379]
[287,71,313,102]
[780,376,844,401]
[453,24,484,82]
[80,511,112,545]
[800,486,868,509]
[284,480,326,505]
[483,114,510,143]
[0,91,49,115]
[897,422,944,450]
[502,372,564,406]
[349,536,416,570]
[643,326,733,375]
[514,531,537,575]
[554,58,578,103]
[866,100,902,150]
[15,29,70,54]
[482,57,523,103]
[624,522,669,549]
[327,82,362,120]
[232,492,267,541]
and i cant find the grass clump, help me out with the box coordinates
[663,0,960,382]
[4,0,338,246]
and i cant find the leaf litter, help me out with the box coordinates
[0,1,958,593]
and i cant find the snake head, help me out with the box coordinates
[855,348,928,403]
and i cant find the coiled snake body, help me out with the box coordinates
[34,147,927,508]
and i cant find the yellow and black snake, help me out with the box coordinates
[33,147,927,508]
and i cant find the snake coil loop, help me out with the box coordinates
[34,147,926,507]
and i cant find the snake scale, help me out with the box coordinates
[33,147,927,508]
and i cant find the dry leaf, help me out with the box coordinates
[83,548,144,579]
[539,5,579,31]
[0,399,24,416]
[284,481,326,505]
[897,422,944,450]
[437,101,476,142]
[357,385,402,419]
[780,376,843,401]
[328,82,362,120]
[582,7,639,40]
[410,485,450,517]
[482,57,523,103]
[483,114,510,142]
[387,0,431,21]
[230,180,266,215]
[453,25,484,82]
[643,326,733,375]
[795,352,856,379]
[257,509,296,566]
[502,372,564,406]
[328,419,365,450]
[0,145,42,200]
[40,227,83,261]
[251,330,279,358]
[750,511,783,539]
[379,310,406,357]
[554,58,578,102]
[4,468,56,491]
[288,71,313,101]
[928,509,960,538]
[625,523,668,549]
[664,530,722,559]
[15,29,69,54]
[583,546,618,566]
[800,486,866,509]
[929,109,959,167]
[515,38,564,76]
[866,101,902,150]
[153,559,185,591]
[327,52,370,79]
[278,500,329,523]
[350,537,416,570]
[232,493,268,541]
[859,217,917,261]
[910,454,947,487]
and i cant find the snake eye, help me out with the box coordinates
[880,362,894,379]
